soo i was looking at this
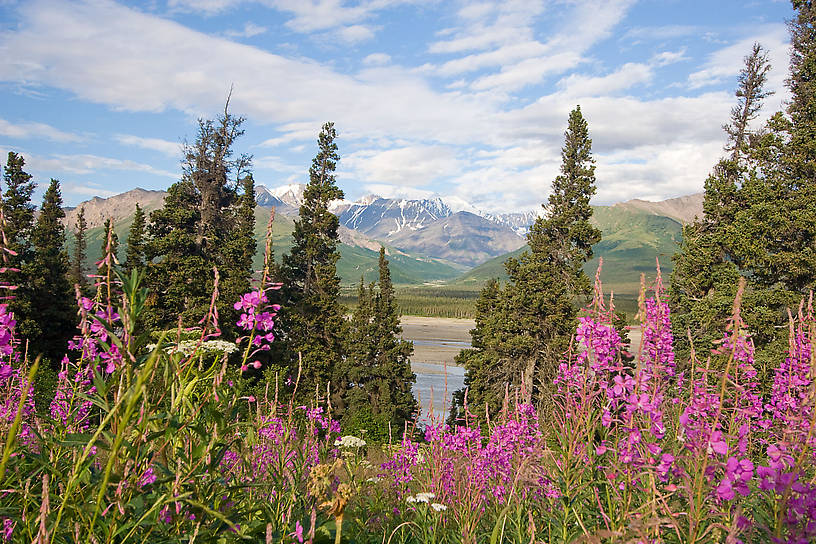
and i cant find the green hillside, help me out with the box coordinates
[68,207,462,286]
[452,206,683,299]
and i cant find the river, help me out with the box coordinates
[400,316,473,424]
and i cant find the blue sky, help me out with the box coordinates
[0,0,794,212]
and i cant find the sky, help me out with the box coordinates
[0,0,795,213]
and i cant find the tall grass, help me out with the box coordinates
[1,249,815,542]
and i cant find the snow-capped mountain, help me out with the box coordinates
[256,183,543,238]
[267,183,305,208]
[333,196,454,238]
[484,210,542,236]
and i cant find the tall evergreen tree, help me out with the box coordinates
[220,174,257,334]
[69,207,88,292]
[145,179,207,328]
[21,179,75,366]
[345,248,416,438]
[703,2,816,373]
[670,44,772,362]
[125,203,146,275]
[453,107,601,419]
[1,153,36,324]
[1,153,36,268]
[279,122,348,412]
[145,104,252,332]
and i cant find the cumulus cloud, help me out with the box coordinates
[429,0,636,93]
[688,24,789,92]
[362,53,391,66]
[63,182,119,197]
[0,0,795,212]
[225,22,268,38]
[556,62,654,97]
[0,118,82,143]
[116,134,181,157]
[343,145,464,187]
[45,154,177,178]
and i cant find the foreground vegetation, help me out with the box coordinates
[2,255,815,542]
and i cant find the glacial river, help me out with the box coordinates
[400,316,473,423]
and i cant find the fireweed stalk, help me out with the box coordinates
[236,210,282,375]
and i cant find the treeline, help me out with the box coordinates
[341,287,479,319]
[451,1,816,422]
[1,116,417,437]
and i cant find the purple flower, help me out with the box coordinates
[290,521,304,543]
[139,466,157,488]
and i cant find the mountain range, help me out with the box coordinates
[63,184,703,296]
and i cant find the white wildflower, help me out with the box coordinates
[366,476,381,484]
[431,503,447,512]
[415,492,435,503]
[406,495,417,503]
[334,435,367,448]
[145,340,238,355]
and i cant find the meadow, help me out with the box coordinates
[1,250,814,543]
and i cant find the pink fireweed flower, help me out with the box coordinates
[235,287,280,373]
[3,518,13,542]
[50,356,96,432]
[290,521,304,543]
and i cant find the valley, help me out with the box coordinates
[64,184,700,316]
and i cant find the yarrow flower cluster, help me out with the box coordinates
[334,435,367,448]
[145,339,239,356]
[406,492,436,504]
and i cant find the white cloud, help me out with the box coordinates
[225,22,268,38]
[0,1,490,145]
[688,24,788,92]
[651,48,688,67]
[0,118,82,142]
[63,182,119,197]
[621,25,700,43]
[0,0,795,213]
[254,155,301,173]
[359,183,436,200]
[362,52,391,66]
[0,148,176,179]
[46,154,177,178]
[343,145,463,187]
[430,0,636,93]
[557,62,653,97]
[337,24,376,43]
[116,134,181,157]
[167,0,240,15]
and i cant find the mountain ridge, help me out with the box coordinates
[60,184,702,289]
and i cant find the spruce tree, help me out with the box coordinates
[220,174,257,336]
[722,1,816,371]
[345,249,416,438]
[124,203,146,275]
[69,206,88,292]
[1,152,36,268]
[145,105,252,333]
[454,107,601,418]
[670,44,772,362]
[145,179,208,328]
[22,179,75,366]
[279,122,348,412]
[1,153,36,324]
